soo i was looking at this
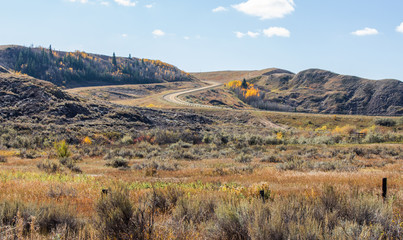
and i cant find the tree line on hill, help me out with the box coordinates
[0,45,192,87]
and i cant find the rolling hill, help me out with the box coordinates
[193,68,403,116]
[0,45,194,88]
[0,71,211,129]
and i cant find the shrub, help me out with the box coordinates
[37,160,62,173]
[202,134,213,144]
[106,157,129,169]
[132,161,179,171]
[47,184,77,199]
[120,135,134,145]
[235,153,252,163]
[247,135,264,146]
[149,187,184,214]
[96,186,136,239]
[95,185,154,240]
[0,155,6,163]
[260,155,281,163]
[375,118,397,127]
[54,140,71,159]
[18,149,38,159]
[173,196,217,224]
[213,203,250,240]
[0,200,80,236]
[363,132,385,143]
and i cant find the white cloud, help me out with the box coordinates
[235,31,261,38]
[396,22,403,33]
[235,31,246,38]
[184,36,190,40]
[152,29,165,37]
[263,27,290,38]
[114,0,136,7]
[69,0,89,3]
[145,4,153,8]
[212,6,228,12]
[247,31,260,38]
[232,0,294,20]
[100,1,110,6]
[122,33,128,37]
[351,27,379,36]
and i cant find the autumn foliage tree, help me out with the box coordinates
[226,80,294,112]
[3,46,192,87]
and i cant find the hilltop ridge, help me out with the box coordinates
[0,45,195,88]
[192,68,403,116]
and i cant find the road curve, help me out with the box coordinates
[163,80,230,109]
[162,80,286,129]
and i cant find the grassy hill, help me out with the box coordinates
[194,68,403,116]
[0,71,211,128]
[251,68,403,115]
[0,45,194,88]
[191,68,293,84]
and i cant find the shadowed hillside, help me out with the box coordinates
[198,68,403,116]
[0,71,211,128]
[0,45,194,88]
[250,68,403,116]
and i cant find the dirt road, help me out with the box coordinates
[162,80,229,109]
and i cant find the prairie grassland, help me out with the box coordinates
[0,117,402,239]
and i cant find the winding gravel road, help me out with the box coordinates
[162,80,285,129]
[162,80,229,109]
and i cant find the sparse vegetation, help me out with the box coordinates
[0,66,402,239]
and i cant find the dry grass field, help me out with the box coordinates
[0,111,402,239]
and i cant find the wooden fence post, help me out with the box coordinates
[260,190,265,203]
[382,178,387,200]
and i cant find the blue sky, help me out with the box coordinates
[1,0,403,80]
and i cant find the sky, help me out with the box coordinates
[1,0,403,80]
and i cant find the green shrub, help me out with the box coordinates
[106,157,129,169]
[120,135,134,145]
[0,200,80,236]
[213,203,251,240]
[173,196,217,224]
[95,185,153,240]
[149,187,184,214]
[235,153,252,163]
[375,118,397,127]
[54,140,71,159]
[260,155,281,163]
[37,160,62,173]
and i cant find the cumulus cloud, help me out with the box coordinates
[396,22,403,33]
[212,6,228,12]
[351,27,378,36]
[235,32,246,38]
[114,0,136,7]
[235,31,261,38]
[232,0,294,20]
[100,1,110,6]
[121,33,128,37]
[145,4,153,8]
[152,29,165,37]
[184,36,190,40]
[247,31,260,38]
[263,27,290,38]
[69,0,89,3]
